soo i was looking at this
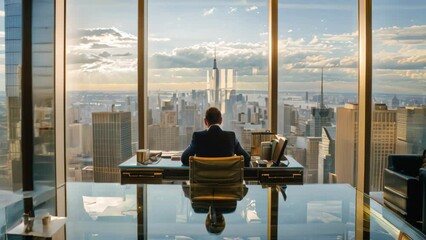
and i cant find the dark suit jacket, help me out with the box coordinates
[181,125,251,167]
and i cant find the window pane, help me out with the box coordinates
[1,0,21,190]
[32,0,56,215]
[66,0,138,183]
[278,0,358,184]
[1,0,24,231]
[372,1,426,193]
[147,0,269,152]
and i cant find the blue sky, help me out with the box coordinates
[30,0,425,94]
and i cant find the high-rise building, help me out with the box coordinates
[308,69,334,137]
[161,111,177,127]
[335,103,396,190]
[282,104,292,136]
[370,104,396,191]
[391,95,400,109]
[206,51,235,114]
[1,0,22,191]
[281,104,298,136]
[305,137,321,183]
[68,123,92,156]
[396,106,426,154]
[148,124,180,151]
[318,127,335,183]
[335,103,358,186]
[92,111,132,182]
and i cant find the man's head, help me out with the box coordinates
[204,107,222,127]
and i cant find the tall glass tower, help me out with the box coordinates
[2,0,22,191]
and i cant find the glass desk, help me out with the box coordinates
[119,155,304,185]
[66,182,426,240]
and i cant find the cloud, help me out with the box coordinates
[99,51,111,58]
[150,41,268,76]
[309,36,319,44]
[228,7,237,14]
[246,6,258,12]
[67,53,100,64]
[91,43,115,49]
[75,27,137,48]
[67,27,137,74]
[203,8,216,16]
[288,29,293,33]
[113,52,132,57]
[149,37,171,42]
[374,25,426,45]
[67,25,425,93]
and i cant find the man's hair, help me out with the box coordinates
[205,107,221,125]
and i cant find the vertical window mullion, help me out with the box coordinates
[357,0,373,194]
[269,0,278,133]
[22,0,34,192]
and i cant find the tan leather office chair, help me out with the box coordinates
[189,155,245,234]
[189,155,244,201]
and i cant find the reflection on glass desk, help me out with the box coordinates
[7,216,66,239]
[119,155,304,185]
[66,182,426,240]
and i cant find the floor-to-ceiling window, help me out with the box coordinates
[0,0,56,235]
[0,0,23,234]
[66,0,138,183]
[1,0,21,192]
[371,0,426,191]
[147,0,269,152]
[278,0,358,185]
[32,0,56,216]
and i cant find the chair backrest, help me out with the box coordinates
[387,154,422,176]
[189,155,244,201]
[189,155,244,185]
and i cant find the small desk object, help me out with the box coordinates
[119,155,303,185]
[7,216,66,240]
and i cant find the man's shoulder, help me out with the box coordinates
[193,130,208,136]
[221,130,236,138]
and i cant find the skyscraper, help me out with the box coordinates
[391,95,400,109]
[282,104,292,136]
[92,111,132,182]
[335,103,358,186]
[148,124,180,151]
[206,50,236,116]
[308,69,334,137]
[396,106,426,154]
[335,103,396,190]
[318,127,335,183]
[1,0,22,191]
[305,137,322,183]
[370,104,396,191]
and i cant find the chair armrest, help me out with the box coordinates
[384,169,419,197]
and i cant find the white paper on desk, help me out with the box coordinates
[161,151,183,158]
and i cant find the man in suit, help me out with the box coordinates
[181,107,251,167]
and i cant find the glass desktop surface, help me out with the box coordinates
[118,155,304,169]
[65,183,426,240]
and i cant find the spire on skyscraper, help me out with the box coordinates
[320,67,325,109]
[213,47,218,69]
